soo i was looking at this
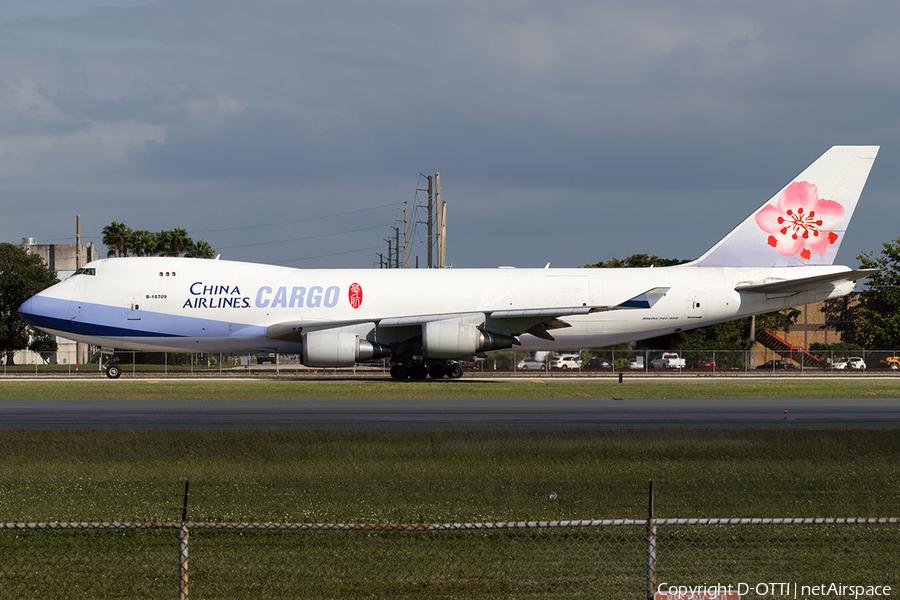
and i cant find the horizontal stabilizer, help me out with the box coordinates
[735,269,877,294]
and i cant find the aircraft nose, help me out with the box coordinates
[18,294,68,332]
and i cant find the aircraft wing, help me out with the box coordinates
[488,287,671,318]
[267,287,670,343]
[734,269,877,295]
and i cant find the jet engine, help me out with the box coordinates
[421,321,517,359]
[302,330,391,367]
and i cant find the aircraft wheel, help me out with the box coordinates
[411,363,428,380]
[391,364,409,380]
[447,363,464,379]
[428,363,446,379]
[106,364,122,379]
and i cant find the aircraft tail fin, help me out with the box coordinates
[694,146,878,267]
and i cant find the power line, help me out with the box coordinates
[272,245,384,264]
[190,201,407,234]
[215,225,386,250]
[18,200,407,243]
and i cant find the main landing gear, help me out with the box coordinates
[390,360,464,380]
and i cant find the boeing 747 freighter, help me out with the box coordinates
[19,146,879,379]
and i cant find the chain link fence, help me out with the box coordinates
[1,480,898,598]
[1,518,897,599]
[3,347,900,377]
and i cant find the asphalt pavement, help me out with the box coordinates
[1,397,898,430]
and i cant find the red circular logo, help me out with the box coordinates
[348,283,363,309]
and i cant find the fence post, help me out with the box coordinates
[646,479,656,600]
[179,480,189,600]
[179,526,189,600]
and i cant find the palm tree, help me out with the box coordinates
[129,230,158,257]
[157,228,194,257]
[168,227,193,257]
[156,229,174,257]
[186,239,216,259]
[102,222,132,257]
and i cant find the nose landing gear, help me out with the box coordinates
[105,363,122,379]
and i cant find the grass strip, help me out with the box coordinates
[2,429,899,521]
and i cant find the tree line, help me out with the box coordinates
[0,243,59,364]
[101,222,215,259]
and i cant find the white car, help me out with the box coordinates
[516,357,547,370]
[550,354,582,369]
[832,357,866,370]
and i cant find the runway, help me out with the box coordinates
[1,397,899,430]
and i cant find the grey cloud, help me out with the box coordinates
[2,0,899,268]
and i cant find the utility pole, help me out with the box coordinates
[76,216,83,369]
[403,209,409,268]
[439,200,447,268]
[427,175,433,268]
[434,172,442,268]
[387,239,392,269]
[394,226,400,269]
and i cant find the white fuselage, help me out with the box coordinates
[23,256,854,354]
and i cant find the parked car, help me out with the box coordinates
[626,356,645,369]
[516,357,546,370]
[587,356,612,369]
[650,352,686,369]
[832,357,866,370]
[887,356,900,370]
[756,359,795,370]
[550,354,582,369]
[697,357,716,370]
[462,356,486,369]
[256,352,277,364]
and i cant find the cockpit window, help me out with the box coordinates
[73,267,96,276]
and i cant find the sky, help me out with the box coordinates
[2,0,898,270]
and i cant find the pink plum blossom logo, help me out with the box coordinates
[755,181,844,261]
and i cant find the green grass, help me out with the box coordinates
[2,390,900,597]
[2,429,899,522]
[1,378,899,399]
